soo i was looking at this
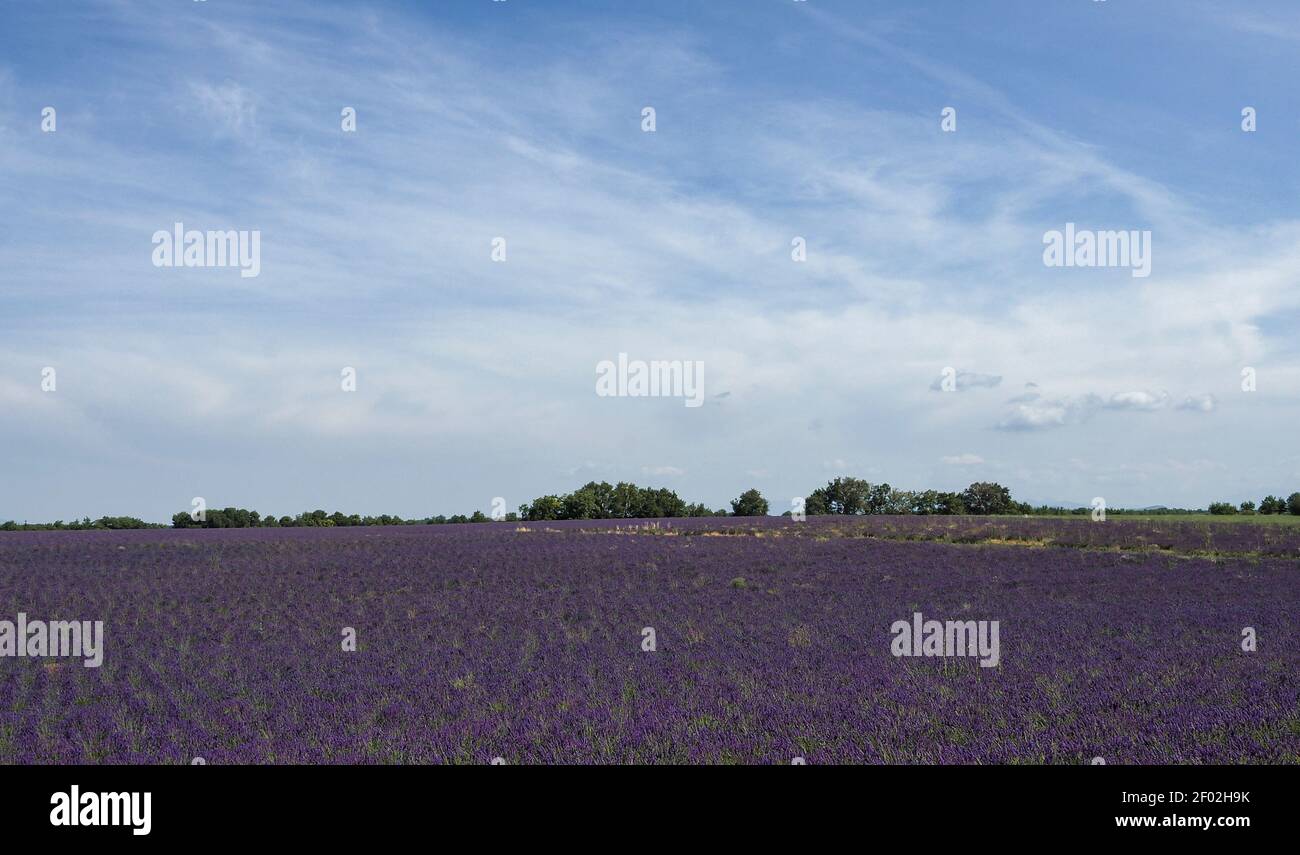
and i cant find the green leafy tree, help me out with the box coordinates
[909,490,939,515]
[809,477,871,514]
[730,488,769,517]
[865,483,894,514]
[608,482,639,518]
[632,487,686,518]
[1259,495,1284,514]
[884,488,915,514]
[803,491,830,515]
[961,482,1014,515]
[562,490,601,520]
[574,481,617,517]
[523,496,564,521]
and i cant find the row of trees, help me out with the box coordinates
[792,480,1300,518]
[10,483,1299,532]
[0,516,161,531]
[518,480,1027,521]
[519,482,729,521]
[173,482,742,528]
[164,480,1033,528]
[1210,494,1300,516]
[171,507,513,529]
[796,479,1021,516]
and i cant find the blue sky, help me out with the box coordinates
[2,0,1299,521]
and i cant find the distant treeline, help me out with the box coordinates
[799,479,1014,516]
[165,485,733,530]
[518,482,729,521]
[521,479,1300,520]
[5,481,1298,532]
[520,479,1194,520]
[513,480,1027,520]
[0,516,164,532]
[171,508,513,528]
[1209,494,1300,516]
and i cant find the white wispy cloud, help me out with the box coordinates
[187,80,258,137]
[1177,393,1217,413]
[641,466,685,477]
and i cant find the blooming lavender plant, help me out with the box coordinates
[0,522,1294,764]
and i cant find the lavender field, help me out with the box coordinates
[1,518,1296,764]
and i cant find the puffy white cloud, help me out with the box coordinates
[1105,391,1170,411]
[998,395,1102,431]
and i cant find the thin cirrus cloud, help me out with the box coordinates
[641,466,686,477]
[187,80,258,137]
[1177,393,1218,413]
[998,389,1214,431]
